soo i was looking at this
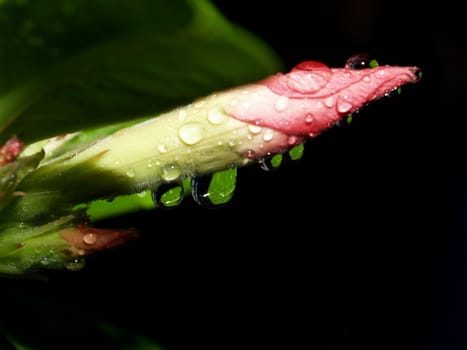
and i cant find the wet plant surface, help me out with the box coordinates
[1,0,465,349]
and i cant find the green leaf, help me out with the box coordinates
[0,0,282,145]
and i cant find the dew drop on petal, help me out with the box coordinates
[65,258,86,271]
[259,153,283,171]
[263,129,274,142]
[158,143,168,154]
[126,169,135,178]
[305,114,314,124]
[248,124,262,134]
[207,108,227,125]
[160,163,181,182]
[324,96,334,108]
[83,233,97,245]
[179,122,203,145]
[337,95,353,113]
[152,181,184,208]
[274,96,289,112]
[244,149,256,159]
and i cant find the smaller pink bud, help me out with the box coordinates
[0,136,23,166]
[60,224,139,257]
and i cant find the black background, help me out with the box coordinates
[1,1,465,349]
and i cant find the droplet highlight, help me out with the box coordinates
[83,233,97,245]
[191,167,237,208]
[179,122,203,145]
[274,96,289,112]
[152,181,184,208]
[160,163,181,182]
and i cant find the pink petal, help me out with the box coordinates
[225,60,421,137]
[60,225,139,256]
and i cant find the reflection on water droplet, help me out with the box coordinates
[207,108,227,125]
[259,153,283,171]
[248,124,262,134]
[263,129,274,142]
[152,181,184,208]
[191,167,237,208]
[179,122,203,145]
[324,96,334,108]
[158,143,167,154]
[161,163,181,182]
[337,95,353,113]
[65,258,85,271]
[244,149,256,159]
[275,96,289,112]
[288,143,304,161]
[83,233,97,245]
[126,169,135,178]
[305,114,314,124]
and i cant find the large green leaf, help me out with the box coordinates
[0,0,282,145]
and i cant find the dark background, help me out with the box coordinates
[1,1,465,349]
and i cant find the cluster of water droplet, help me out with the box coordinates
[150,143,305,209]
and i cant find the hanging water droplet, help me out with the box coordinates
[191,167,237,208]
[345,53,379,70]
[65,258,86,271]
[179,122,203,145]
[337,95,353,113]
[275,96,289,112]
[288,143,305,161]
[259,153,283,171]
[160,163,181,182]
[152,181,184,208]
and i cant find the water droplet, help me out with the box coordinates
[345,53,378,69]
[178,110,187,121]
[324,96,334,108]
[337,95,353,113]
[288,143,305,161]
[244,149,256,159]
[336,114,353,127]
[158,143,168,153]
[305,114,314,124]
[83,233,97,245]
[263,129,274,142]
[126,169,135,178]
[160,163,181,182]
[179,122,203,145]
[248,124,262,134]
[207,108,227,125]
[191,167,237,208]
[152,181,184,208]
[275,96,289,112]
[363,75,371,82]
[259,153,283,171]
[287,135,298,145]
[65,258,86,271]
